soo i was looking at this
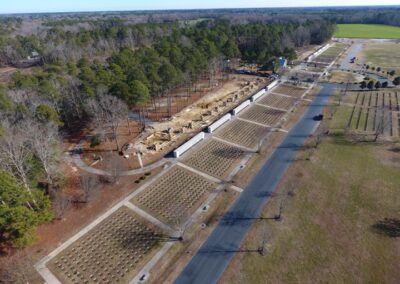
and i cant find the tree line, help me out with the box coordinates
[0,18,335,247]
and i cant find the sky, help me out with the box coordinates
[1,0,399,14]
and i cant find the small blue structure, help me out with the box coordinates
[278,57,287,67]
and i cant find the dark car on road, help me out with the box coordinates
[313,114,324,121]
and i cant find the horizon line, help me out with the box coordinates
[1,4,400,16]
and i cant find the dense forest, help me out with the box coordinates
[0,12,337,247]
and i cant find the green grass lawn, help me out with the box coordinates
[335,24,400,39]
[222,138,400,284]
[221,99,400,283]
[362,43,400,74]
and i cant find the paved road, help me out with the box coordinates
[340,43,363,70]
[174,83,337,284]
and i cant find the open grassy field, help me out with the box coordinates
[221,137,400,283]
[333,91,400,139]
[220,91,400,283]
[326,70,363,84]
[313,43,348,64]
[361,43,400,74]
[335,24,400,39]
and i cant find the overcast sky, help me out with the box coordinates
[1,0,399,14]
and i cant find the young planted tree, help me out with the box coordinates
[367,80,374,90]
[393,77,400,86]
[360,81,367,90]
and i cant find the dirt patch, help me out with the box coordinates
[0,66,18,83]
[134,75,269,158]
[374,146,400,168]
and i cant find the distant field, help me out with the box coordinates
[361,43,400,75]
[334,24,400,39]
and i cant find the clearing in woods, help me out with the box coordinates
[334,24,400,39]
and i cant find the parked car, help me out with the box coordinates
[313,114,324,121]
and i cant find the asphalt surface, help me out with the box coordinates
[174,83,337,284]
[340,43,363,70]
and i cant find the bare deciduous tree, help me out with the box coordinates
[53,190,71,219]
[28,120,61,186]
[0,119,35,205]
[86,94,129,151]
[0,251,35,284]
[79,175,100,202]
[170,203,192,241]
[258,220,272,256]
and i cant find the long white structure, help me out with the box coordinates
[307,43,331,62]
[266,80,279,91]
[207,113,232,133]
[173,132,205,158]
[232,100,251,116]
[251,89,266,102]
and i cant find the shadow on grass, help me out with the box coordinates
[372,218,400,238]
